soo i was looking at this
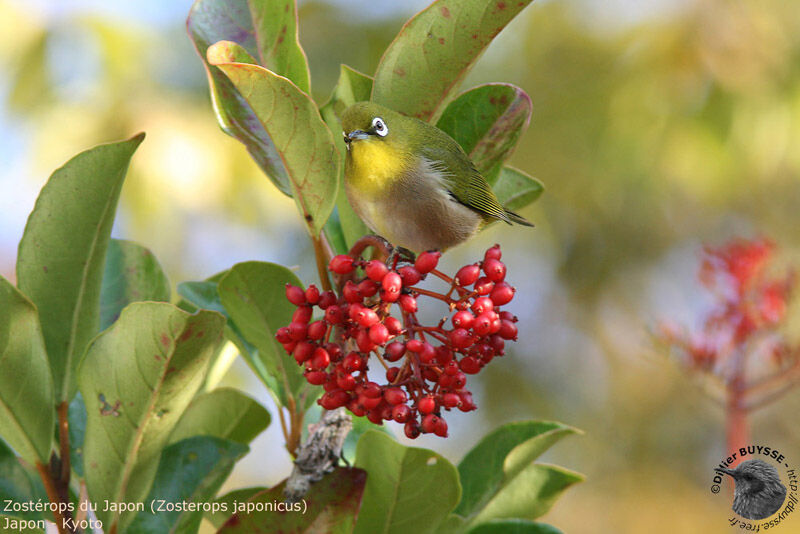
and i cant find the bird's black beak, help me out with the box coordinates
[715,467,736,477]
[347,129,369,141]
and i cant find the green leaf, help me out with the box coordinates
[0,277,54,465]
[177,281,228,317]
[491,167,544,212]
[320,65,373,251]
[436,83,532,177]
[68,393,87,477]
[78,302,225,531]
[208,41,339,236]
[217,262,317,411]
[372,0,535,122]
[354,431,461,534]
[205,486,267,528]
[0,438,48,522]
[468,464,582,525]
[16,133,145,403]
[342,414,391,465]
[169,387,269,445]
[468,519,563,534]
[218,467,367,533]
[127,436,248,534]
[100,239,171,330]
[456,421,582,525]
[187,0,311,194]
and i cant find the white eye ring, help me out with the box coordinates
[371,117,388,137]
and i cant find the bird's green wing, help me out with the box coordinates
[419,142,511,223]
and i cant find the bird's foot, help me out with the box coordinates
[387,246,416,268]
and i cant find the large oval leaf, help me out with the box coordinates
[127,436,248,534]
[354,431,461,534]
[436,83,532,177]
[168,387,269,445]
[78,302,225,531]
[0,438,48,522]
[100,238,171,330]
[208,41,339,236]
[218,467,367,533]
[468,519,563,534]
[372,0,535,122]
[456,421,582,525]
[187,0,311,194]
[16,133,144,403]
[0,277,54,465]
[217,262,316,412]
[491,166,543,211]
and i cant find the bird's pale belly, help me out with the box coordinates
[346,180,482,252]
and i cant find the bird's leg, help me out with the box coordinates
[386,246,416,269]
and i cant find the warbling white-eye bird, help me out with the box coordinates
[340,101,533,253]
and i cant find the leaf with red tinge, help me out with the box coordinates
[218,467,367,533]
[187,0,311,195]
[372,0,535,122]
[208,40,339,237]
[491,167,543,213]
[437,83,532,179]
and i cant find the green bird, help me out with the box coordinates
[340,102,532,253]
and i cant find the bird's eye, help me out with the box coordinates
[371,117,388,137]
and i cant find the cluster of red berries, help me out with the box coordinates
[275,244,519,438]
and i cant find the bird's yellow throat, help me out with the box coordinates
[347,139,409,197]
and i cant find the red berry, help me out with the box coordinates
[452,310,475,329]
[282,340,297,353]
[285,284,306,305]
[435,346,453,365]
[384,387,407,405]
[393,404,411,423]
[415,251,441,274]
[490,282,515,305]
[288,321,308,341]
[442,393,460,409]
[369,323,390,345]
[458,391,476,411]
[473,312,494,336]
[499,311,518,322]
[358,279,380,298]
[460,356,481,374]
[318,291,337,309]
[406,339,424,352]
[292,306,312,324]
[342,352,364,372]
[433,416,448,437]
[399,294,418,313]
[472,297,494,315]
[337,373,357,391]
[482,258,506,282]
[324,305,344,325]
[343,281,362,303]
[421,414,441,433]
[355,307,380,328]
[399,266,422,286]
[275,327,292,344]
[381,272,402,301]
[456,264,481,286]
[329,255,355,274]
[419,343,436,363]
[385,342,406,362]
[356,329,376,353]
[365,260,389,281]
[488,334,505,353]
[320,389,349,409]
[360,395,382,410]
[386,367,400,382]
[385,316,403,335]
[404,421,421,439]
[362,381,382,398]
[293,341,314,363]
[484,244,502,261]
[448,328,473,349]
[444,361,459,375]
[307,320,327,340]
[305,285,320,304]
[452,372,467,389]
[474,277,494,296]
[348,399,366,417]
[305,370,327,385]
[417,396,436,415]
[325,343,342,360]
[310,348,331,370]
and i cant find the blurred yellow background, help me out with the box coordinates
[1,0,799,532]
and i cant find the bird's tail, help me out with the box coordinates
[504,209,534,227]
